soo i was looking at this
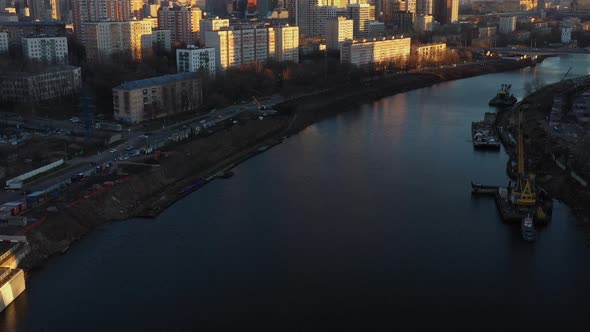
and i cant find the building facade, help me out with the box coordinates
[84,20,153,64]
[348,3,371,38]
[176,46,216,77]
[198,17,229,46]
[152,29,171,52]
[340,36,411,67]
[72,0,119,43]
[326,16,353,51]
[0,22,66,47]
[414,14,433,32]
[434,0,457,24]
[366,20,385,38]
[0,66,81,103]
[0,31,7,54]
[22,36,68,64]
[205,26,275,70]
[412,42,446,65]
[275,25,299,62]
[112,73,202,124]
[499,16,516,34]
[30,0,59,21]
[157,6,201,47]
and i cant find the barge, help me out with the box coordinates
[472,113,501,149]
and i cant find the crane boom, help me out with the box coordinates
[513,107,536,206]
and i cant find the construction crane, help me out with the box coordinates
[512,107,536,207]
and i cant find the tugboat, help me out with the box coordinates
[521,212,536,242]
[489,84,517,107]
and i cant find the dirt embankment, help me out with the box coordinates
[496,77,590,244]
[20,59,534,269]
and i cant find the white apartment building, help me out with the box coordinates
[113,73,202,124]
[176,46,216,77]
[414,14,433,32]
[22,36,68,64]
[340,36,411,67]
[152,29,171,52]
[326,16,353,51]
[347,3,371,38]
[275,25,299,63]
[198,17,229,46]
[84,20,153,64]
[205,26,275,71]
[499,16,516,34]
[0,31,8,54]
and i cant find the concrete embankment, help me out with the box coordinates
[19,59,535,270]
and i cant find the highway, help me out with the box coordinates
[0,95,284,204]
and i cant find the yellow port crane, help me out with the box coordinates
[512,107,537,207]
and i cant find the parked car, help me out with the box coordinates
[109,149,117,153]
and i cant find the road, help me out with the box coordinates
[0,95,285,205]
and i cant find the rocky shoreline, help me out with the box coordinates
[20,59,536,270]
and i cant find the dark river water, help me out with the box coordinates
[3,56,590,331]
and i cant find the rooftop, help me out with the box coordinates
[0,65,80,77]
[114,72,198,91]
[0,21,65,27]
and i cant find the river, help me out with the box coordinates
[2,55,590,331]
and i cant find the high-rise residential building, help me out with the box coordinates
[0,31,8,53]
[381,0,405,25]
[347,3,370,38]
[316,5,341,37]
[405,0,416,12]
[326,16,352,50]
[152,29,171,52]
[0,66,81,103]
[499,16,516,34]
[118,0,143,19]
[143,4,159,17]
[434,0,457,24]
[205,25,275,70]
[275,25,299,62]
[112,73,202,124]
[366,20,385,37]
[340,36,411,66]
[414,14,433,31]
[84,20,153,63]
[296,0,323,37]
[72,0,119,43]
[393,11,414,32]
[157,6,201,47]
[30,0,59,21]
[176,45,216,77]
[22,36,68,64]
[198,17,229,46]
[416,0,433,15]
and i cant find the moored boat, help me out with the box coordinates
[489,84,517,107]
[521,213,536,242]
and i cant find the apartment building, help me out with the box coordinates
[157,6,201,47]
[326,16,353,51]
[198,17,229,46]
[176,46,216,77]
[0,66,81,103]
[112,73,202,124]
[205,25,275,70]
[22,36,68,64]
[275,25,299,62]
[340,36,411,67]
[84,20,153,64]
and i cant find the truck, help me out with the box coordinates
[4,180,23,190]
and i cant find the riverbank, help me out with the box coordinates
[19,59,535,270]
[495,76,590,245]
